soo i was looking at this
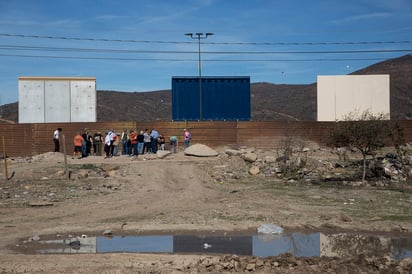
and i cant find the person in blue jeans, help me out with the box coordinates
[137,130,145,155]
[150,129,159,153]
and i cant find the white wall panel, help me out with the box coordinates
[317,75,390,121]
[44,80,71,122]
[335,76,354,119]
[18,80,45,123]
[70,80,96,122]
[317,77,335,121]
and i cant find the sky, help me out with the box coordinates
[0,0,411,105]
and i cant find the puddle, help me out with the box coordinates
[17,232,412,260]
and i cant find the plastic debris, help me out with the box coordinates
[257,224,284,234]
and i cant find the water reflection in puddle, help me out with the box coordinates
[34,232,411,260]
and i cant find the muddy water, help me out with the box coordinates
[17,232,412,260]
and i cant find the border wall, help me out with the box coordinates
[1,121,411,157]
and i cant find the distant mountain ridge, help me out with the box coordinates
[0,54,411,123]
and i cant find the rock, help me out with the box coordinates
[106,170,117,177]
[384,166,399,179]
[274,167,282,173]
[264,156,276,163]
[103,229,113,236]
[56,170,66,177]
[351,181,366,187]
[249,166,260,175]
[31,235,40,241]
[184,144,218,157]
[340,215,352,223]
[295,156,303,167]
[225,149,242,156]
[246,263,256,271]
[157,150,171,159]
[77,170,89,179]
[399,258,412,269]
[68,240,80,246]
[242,152,257,163]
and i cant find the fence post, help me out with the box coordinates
[2,136,8,180]
[63,134,69,180]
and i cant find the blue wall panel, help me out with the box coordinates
[172,76,250,121]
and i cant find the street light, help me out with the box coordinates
[185,32,214,120]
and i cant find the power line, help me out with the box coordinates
[0,53,393,62]
[0,33,411,46]
[0,44,410,54]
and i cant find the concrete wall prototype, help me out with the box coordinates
[18,76,96,123]
[317,75,390,121]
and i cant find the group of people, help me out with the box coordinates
[72,129,104,159]
[53,127,192,159]
[119,128,191,157]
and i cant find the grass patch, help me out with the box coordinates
[80,163,98,169]
[213,213,264,222]
[68,163,99,170]
[379,215,412,222]
[214,213,243,222]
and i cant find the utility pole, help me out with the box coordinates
[185,32,213,121]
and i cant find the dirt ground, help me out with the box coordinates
[0,146,411,273]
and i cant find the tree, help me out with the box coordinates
[328,110,391,181]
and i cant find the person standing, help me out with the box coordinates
[130,129,138,158]
[113,133,119,156]
[85,131,93,156]
[53,128,62,152]
[121,129,129,155]
[150,129,159,153]
[158,134,165,151]
[143,129,151,154]
[108,129,115,156]
[104,131,111,158]
[184,129,192,148]
[93,132,103,156]
[73,132,84,159]
[137,130,145,155]
[81,130,88,158]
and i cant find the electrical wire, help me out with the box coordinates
[0,53,394,62]
[0,33,411,46]
[0,44,410,55]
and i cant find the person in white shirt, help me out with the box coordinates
[53,128,62,152]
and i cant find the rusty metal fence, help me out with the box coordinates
[1,121,412,157]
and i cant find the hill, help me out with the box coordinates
[351,54,412,120]
[0,54,411,123]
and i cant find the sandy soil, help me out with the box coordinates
[0,148,411,273]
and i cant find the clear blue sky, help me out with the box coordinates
[0,0,411,104]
